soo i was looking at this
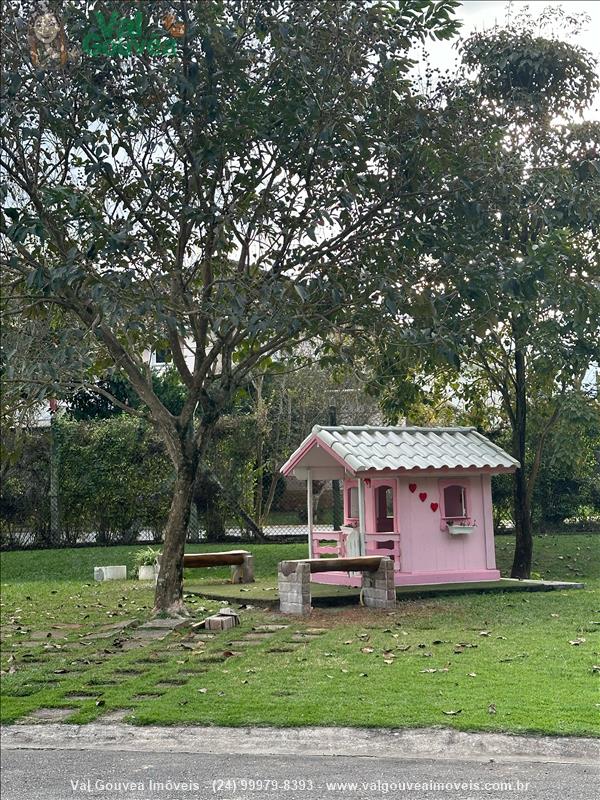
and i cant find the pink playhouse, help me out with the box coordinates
[281,426,519,587]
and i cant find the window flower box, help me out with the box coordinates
[446,518,477,535]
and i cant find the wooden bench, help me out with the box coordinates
[183,550,254,584]
[278,556,395,614]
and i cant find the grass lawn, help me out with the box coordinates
[1,534,598,736]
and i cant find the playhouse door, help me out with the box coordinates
[372,481,396,533]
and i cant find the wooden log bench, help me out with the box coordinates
[278,556,395,615]
[183,550,254,584]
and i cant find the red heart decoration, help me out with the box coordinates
[430,502,439,512]
[409,483,417,493]
[419,492,427,502]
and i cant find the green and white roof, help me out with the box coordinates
[281,426,519,476]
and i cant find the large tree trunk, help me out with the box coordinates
[154,459,196,614]
[510,346,533,578]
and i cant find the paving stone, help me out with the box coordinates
[266,645,301,653]
[120,640,151,651]
[80,630,123,641]
[242,632,273,640]
[10,641,47,648]
[225,639,262,647]
[30,631,68,641]
[179,668,208,676]
[98,620,137,632]
[131,693,163,701]
[132,628,171,641]
[155,679,188,689]
[64,692,100,701]
[303,628,328,635]
[20,707,77,723]
[84,678,122,687]
[52,623,83,630]
[98,708,133,723]
[113,668,147,676]
[138,617,188,631]
[252,625,289,632]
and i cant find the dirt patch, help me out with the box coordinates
[19,707,77,723]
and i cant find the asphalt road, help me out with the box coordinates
[2,748,598,800]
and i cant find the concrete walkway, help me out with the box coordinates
[2,723,598,765]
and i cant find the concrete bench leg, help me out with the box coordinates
[362,557,396,609]
[278,561,311,615]
[231,554,255,584]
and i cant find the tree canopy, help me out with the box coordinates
[1,0,461,611]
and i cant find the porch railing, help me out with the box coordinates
[311,530,347,557]
[365,532,401,568]
[312,530,401,569]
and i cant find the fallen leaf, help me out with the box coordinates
[468,672,477,678]
[488,703,497,715]
[479,631,491,637]
[198,688,208,693]
[569,638,586,646]
[383,659,394,665]
[421,668,438,673]
[442,709,462,716]
[360,647,374,654]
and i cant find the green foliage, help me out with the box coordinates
[460,14,599,116]
[363,9,600,563]
[57,416,173,542]
[133,545,161,568]
[1,416,173,546]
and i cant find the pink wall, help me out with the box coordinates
[343,472,497,575]
[398,475,488,573]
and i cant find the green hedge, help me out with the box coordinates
[1,416,173,547]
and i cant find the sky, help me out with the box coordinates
[421,0,600,119]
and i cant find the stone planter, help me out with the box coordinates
[138,564,157,581]
[94,565,127,581]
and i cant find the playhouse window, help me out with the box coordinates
[375,485,394,532]
[443,484,467,520]
[347,486,359,520]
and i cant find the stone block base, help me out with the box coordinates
[361,558,396,609]
[278,562,311,615]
